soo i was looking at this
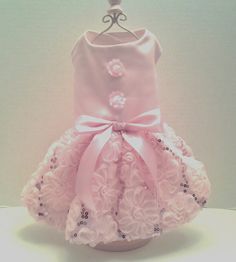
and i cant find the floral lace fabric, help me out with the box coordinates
[21,122,211,247]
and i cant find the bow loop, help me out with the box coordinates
[75,115,112,133]
[127,107,161,132]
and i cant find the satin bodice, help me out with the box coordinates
[71,28,162,121]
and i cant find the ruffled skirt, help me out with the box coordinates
[21,122,211,248]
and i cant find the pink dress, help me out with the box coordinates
[21,28,211,247]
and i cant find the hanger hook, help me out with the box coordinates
[90,0,139,43]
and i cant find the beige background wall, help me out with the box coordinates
[0,0,235,208]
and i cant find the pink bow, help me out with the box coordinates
[74,107,163,211]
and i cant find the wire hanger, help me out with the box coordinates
[90,0,140,44]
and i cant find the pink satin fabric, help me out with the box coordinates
[71,28,163,122]
[75,107,163,211]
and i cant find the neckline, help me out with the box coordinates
[83,27,149,48]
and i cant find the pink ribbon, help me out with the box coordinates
[74,107,163,211]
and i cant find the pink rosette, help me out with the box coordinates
[109,90,126,110]
[106,58,125,78]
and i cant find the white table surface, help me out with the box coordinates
[0,207,235,262]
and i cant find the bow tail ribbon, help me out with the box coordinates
[75,126,113,211]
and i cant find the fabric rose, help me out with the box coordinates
[43,127,92,167]
[21,168,69,231]
[185,159,211,199]
[157,150,182,184]
[119,163,146,188]
[91,163,121,212]
[66,195,118,247]
[106,58,125,77]
[75,227,98,247]
[21,175,42,218]
[41,167,75,212]
[109,90,126,109]
[101,132,122,163]
[161,192,200,229]
[119,143,147,187]
[162,123,194,157]
[117,186,160,239]
[93,213,118,244]
[158,179,179,202]
[65,196,99,247]
[123,151,135,163]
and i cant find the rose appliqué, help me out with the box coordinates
[91,163,121,212]
[109,91,126,110]
[161,192,200,229]
[185,161,211,199]
[106,58,125,78]
[117,186,160,239]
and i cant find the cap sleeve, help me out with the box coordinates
[153,34,163,63]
